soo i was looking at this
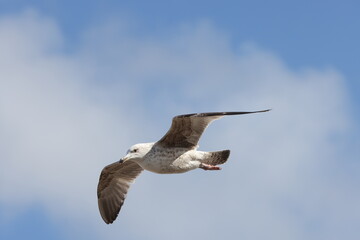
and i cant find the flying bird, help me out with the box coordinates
[97,110,270,224]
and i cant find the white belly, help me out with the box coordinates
[140,148,201,174]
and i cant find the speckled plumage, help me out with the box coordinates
[140,145,200,173]
[97,110,270,224]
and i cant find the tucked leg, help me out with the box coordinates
[199,163,221,170]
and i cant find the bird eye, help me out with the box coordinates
[133,149,138,153]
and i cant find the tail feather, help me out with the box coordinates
[201,150,230,165]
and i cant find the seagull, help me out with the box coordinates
[97,110,270,224]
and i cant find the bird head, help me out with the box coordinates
[119,143,154,163]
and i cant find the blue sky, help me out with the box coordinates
[0,1,359,240]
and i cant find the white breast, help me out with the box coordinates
[140,147,199,174]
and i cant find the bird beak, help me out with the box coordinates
[119,154,129,163]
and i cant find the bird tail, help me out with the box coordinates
[201,150,230,165]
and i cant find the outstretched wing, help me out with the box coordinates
[157,110,270,148]
[97,161,143,224]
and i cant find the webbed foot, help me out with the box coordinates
[199,163,221,170]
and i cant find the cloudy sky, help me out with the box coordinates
[0,1,359,239]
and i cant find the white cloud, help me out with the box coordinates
[0,11,358,240]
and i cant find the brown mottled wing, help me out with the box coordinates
[97,161,143,224]
[157,110,270,148]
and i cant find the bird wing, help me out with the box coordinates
[97,161,143,224]
[157,110,270,148]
